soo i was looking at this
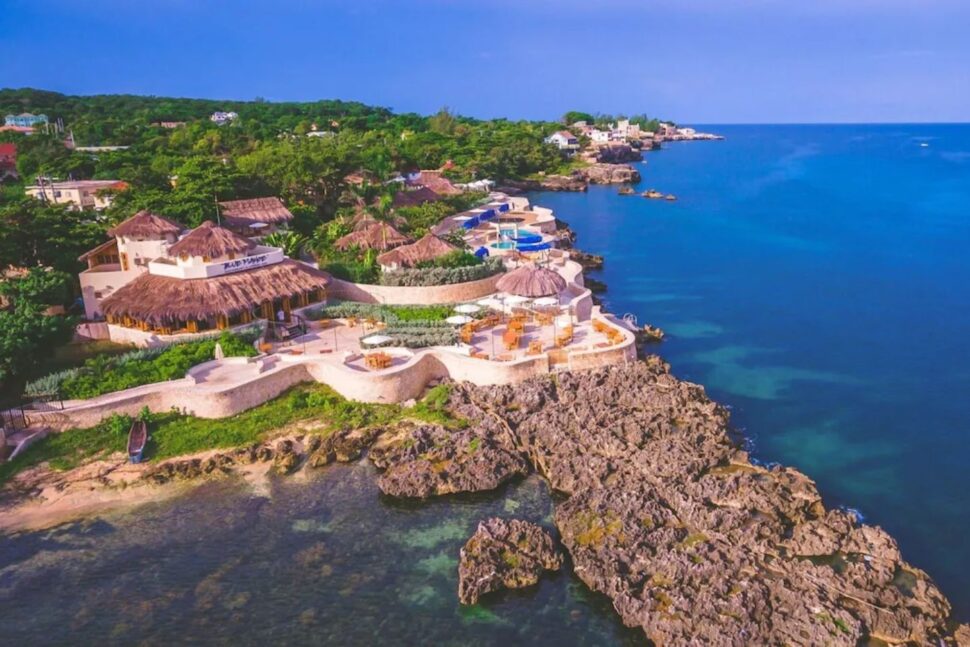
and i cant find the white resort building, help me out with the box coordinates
[78,212,330,339]
[25,179,127,210]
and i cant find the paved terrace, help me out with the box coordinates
[12,261,636,431]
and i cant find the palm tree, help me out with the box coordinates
[263,230,308,258]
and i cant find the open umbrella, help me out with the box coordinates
[454,304,481,314]
[361,334,393,346]
[504,295,530,306]
[446,315,474,325]
[477,297,504,309]
[532,296,559,308]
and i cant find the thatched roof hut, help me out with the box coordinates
[408,170,462,196]
[218,197,293,227]
[334,222,411,251]
[495,263,566,297]
[108,211,182,238]
[377,233,456,268]
[100,260,331,326]
[169,221,255,258]
[393,186,443,208]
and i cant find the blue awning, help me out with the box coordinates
[512,233,542,244]
[474,246,490,258]
[498,203,510,212]
[479,209,495,220]
[462,216,480,229]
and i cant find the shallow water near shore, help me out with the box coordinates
[534,123,970,618]
[0,464,642,645]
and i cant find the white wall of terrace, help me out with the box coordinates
[148,245,284,280]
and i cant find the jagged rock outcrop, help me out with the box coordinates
[591,143,643,164]
[369,422,528,498]
[441,361,958,645]
[504,175,587,192]
[579,163,640,185]
[458,517,563,605]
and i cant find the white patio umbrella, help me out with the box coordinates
[532,296,560,308]
[477,297,504,310]
[454,304,481,314]
[555,315,573,328]
[446,315,474,325]
[361,334,393,346]
[504,295,530,306]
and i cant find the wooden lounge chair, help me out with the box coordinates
[526,340,543,356]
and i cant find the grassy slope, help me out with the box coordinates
[0,382,462,485]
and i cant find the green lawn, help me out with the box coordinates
[0,382,464,485]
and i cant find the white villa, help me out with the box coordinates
[25,179,127,210]
[544,130,579,151]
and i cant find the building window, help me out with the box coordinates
[120,253,129,271]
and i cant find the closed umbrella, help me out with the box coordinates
[533,296,559,308]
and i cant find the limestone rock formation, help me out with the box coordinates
[369,422,528,498]
[458,517,563,605]
[580,163,640,185]
[442,362,958,645]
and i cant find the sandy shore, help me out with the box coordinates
[0,448,278,534]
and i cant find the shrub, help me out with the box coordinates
[379,257,504,287]
[25,329,259,400]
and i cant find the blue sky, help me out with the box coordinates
[2,0,968,123]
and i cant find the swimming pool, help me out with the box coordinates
[491,241,516,250]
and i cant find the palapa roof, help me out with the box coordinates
[78,237,120,262]
[107,210,183,239]
[169,221,255,258]
[333,221,411,251]
[101,259,331,325]
[377,232,456,267]
[408,170,462,196]
[218,197,293,227]
[393,186,444,208]
[495,263,567,297]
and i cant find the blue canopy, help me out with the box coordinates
[479,209,496,220]
[498,203,510,212]
[462,216,480,229]
[474,246,490,258]
[512,233,542,244]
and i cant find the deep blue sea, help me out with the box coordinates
[533,123,970,618]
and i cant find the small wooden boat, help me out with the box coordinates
[644,190,663,199]
[128,420,148,464]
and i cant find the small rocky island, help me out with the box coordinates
[457,517,563,605]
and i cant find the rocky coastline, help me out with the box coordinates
[2,358,966,643]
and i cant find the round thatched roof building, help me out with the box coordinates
[99,221,332,334]
[107,210,183,239]
[377,232,456,268]
[495,263,567,298]
[169,221,255,259]
[334,221,411,251]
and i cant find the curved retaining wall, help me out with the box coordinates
[327,273,502,305]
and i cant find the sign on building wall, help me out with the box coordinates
[212,253,272,277]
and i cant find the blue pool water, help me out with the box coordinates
[532,123,970,618]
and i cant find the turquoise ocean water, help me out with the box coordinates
[533,123,970,617]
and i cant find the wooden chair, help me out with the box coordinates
[460,326,474,344]
[346,316,358,328]
[526,339,544,356]
[503,330,520,351]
